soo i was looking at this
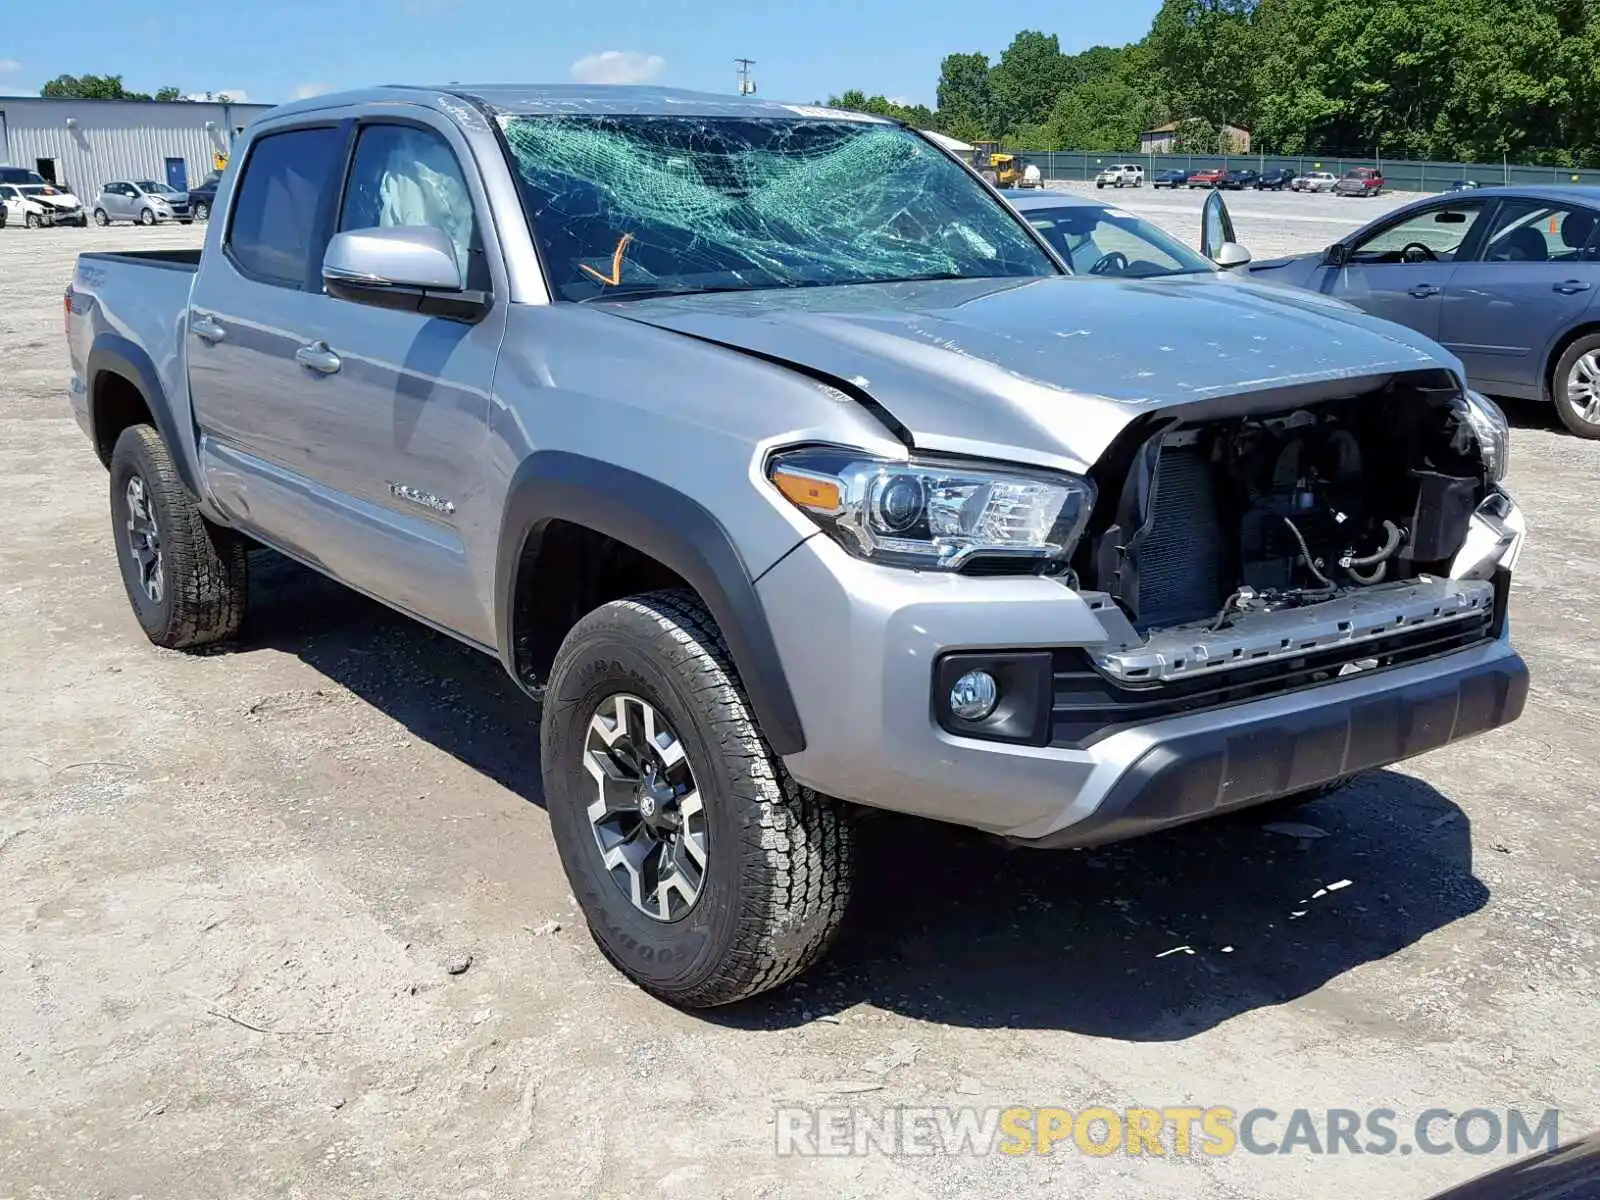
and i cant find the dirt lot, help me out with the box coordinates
[2,213,1597,1200]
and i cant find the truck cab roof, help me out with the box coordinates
[275,84,896,123]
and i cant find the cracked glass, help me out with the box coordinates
[501,115,1058,301]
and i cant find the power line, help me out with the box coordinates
[735,58,757,96]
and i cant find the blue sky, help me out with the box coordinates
[4,0,1163,107]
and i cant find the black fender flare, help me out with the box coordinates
[495,451,806,756]
[86,334,201,495]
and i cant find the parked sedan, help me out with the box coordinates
[1256,167,1296,190]
[1247,185,1600,437]
[998,189,1239,277]
[1334,166,1385,197]
[187,171,222,221]
[0,181,88,227]
[1292,171,1338,193]
[92,180,193,226]
[1447,179,1482,192]
[1187,167,1226,188]
[1151,169,1188,189]
[1219,168,1259,190]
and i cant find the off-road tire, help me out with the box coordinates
[541,590,853,1007]
[1552,332,1600,439]
[108,424,247,648]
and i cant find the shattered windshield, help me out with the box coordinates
[501,114,1058,301]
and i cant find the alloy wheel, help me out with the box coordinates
[583,693,707,921]
[124,475,165,604]
[1567,352,1600,424]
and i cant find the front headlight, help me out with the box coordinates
[1462,390,1510,481]
[768,447,1095,571]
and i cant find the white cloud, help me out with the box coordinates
[185,89,251,103]
[290,83,333,100]
[889,96,914,107]
[569,50,665,86]
[0,60,21,74]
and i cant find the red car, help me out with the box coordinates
[1334,166,1385,196]
[1186,168,1226,188]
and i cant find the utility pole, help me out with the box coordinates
[735,58,757,96]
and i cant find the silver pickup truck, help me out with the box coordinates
[66,84,1529,1007]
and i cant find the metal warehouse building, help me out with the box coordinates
[0,96,276,204]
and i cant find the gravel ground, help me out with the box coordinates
[1040,179,1421,259]
[1,217,1596,1200]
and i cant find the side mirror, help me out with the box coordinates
[1200,189,1239,262]
[322,226,488,321]
[1323,242,1351,268]
[1214,241,1253,269]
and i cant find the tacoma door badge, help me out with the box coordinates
[387,482,456,515]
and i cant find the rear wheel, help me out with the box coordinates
[93,208,109,226]
[1553,333,1600,438]
[542,590,854,1007]
[194,201,210,222]
[108,425,247,648]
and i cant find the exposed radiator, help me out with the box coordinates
[1135,442,1225,629]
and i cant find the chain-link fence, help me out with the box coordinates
[1005,150,1600,193]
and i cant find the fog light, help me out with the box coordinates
[949,670,999,721]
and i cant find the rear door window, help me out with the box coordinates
[1476,200,1600,263]
[226,126,345,289]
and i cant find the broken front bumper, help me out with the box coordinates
[759,488,1528,846]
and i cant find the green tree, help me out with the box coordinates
[1148,0,1259,133]
[826,91,936,129]
[988,31,1070,135]
[40,73,183,102]
[935,52,993,135]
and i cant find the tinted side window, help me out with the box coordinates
[338,123,484,288]
[227,126,344,289]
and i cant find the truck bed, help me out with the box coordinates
[78,248,201,273]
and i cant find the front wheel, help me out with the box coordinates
[542,591,854,1007]
[194,201,210,222]
[108,425,248,648]
[139,208,155,226]
[1553,333,1600,438]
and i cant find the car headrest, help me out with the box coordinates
[1493,226,1549,262]
[1561,209,1596,249]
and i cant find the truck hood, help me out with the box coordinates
[614,274,1459,473]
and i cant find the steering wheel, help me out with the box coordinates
[1400,242,1438,263]
[1088,250,1129,276]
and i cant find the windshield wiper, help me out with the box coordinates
[579,283,760,303]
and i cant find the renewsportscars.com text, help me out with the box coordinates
[775,1106,1561,1159]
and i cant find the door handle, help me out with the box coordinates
[191,313,226,344]
[1554,280,1593,294]
[1408,284,1442,299]
[295,341,342,375]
